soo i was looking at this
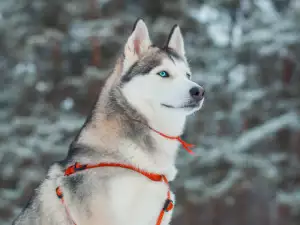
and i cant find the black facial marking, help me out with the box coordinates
[121,56,161,83]
[121,61,138,83]
[161,46,183,62]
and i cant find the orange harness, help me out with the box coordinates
[56,162,173,225]
[56,129,194,225]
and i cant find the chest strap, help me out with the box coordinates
[56,162,173,225]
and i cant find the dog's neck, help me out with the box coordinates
[76,91,185,179]
[74,58,187,178]
[138,104,187,137]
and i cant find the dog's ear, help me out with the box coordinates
[166,25,185,57]
[123,19,152,71]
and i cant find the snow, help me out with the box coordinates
[190,5,220,24]
[208,22,231,47]
[227,64,247,91]
[233,112,299,153]
[60,97,75,111]
[1,0,300,224]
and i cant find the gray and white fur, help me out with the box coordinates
[13,19,205,225]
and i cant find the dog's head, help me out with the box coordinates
[119,19,204,118]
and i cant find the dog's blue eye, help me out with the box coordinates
[157,71,169,78]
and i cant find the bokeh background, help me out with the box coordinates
[1,0,300,224]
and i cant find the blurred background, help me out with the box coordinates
[1,0,300,224]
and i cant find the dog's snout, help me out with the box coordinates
[189,86,205,101]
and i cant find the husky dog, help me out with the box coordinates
[13,19,205,225]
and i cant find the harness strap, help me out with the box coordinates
[56,162,173,225]
[56,187,77,225]
[155,176,174,225]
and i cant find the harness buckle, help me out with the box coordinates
[163,199,174,212]
[74,162,87,171]
[56,187,63,199]
[65,162,87,176]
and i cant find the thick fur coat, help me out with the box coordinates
[13,19,205,225]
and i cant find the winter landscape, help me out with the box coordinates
[0,0,300,224]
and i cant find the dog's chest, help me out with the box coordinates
[106,174,174,225]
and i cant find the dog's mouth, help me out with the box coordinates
[161,102,200,109]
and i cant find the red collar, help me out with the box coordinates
[149,127,195,155]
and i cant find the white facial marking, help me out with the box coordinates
[122,56,203,118]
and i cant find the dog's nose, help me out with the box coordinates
[189,86,205,101]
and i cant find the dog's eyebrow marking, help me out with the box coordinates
[121,61,138,83]
[168,55,176,65]
[162,47,183,63]
[121,57,161,83]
